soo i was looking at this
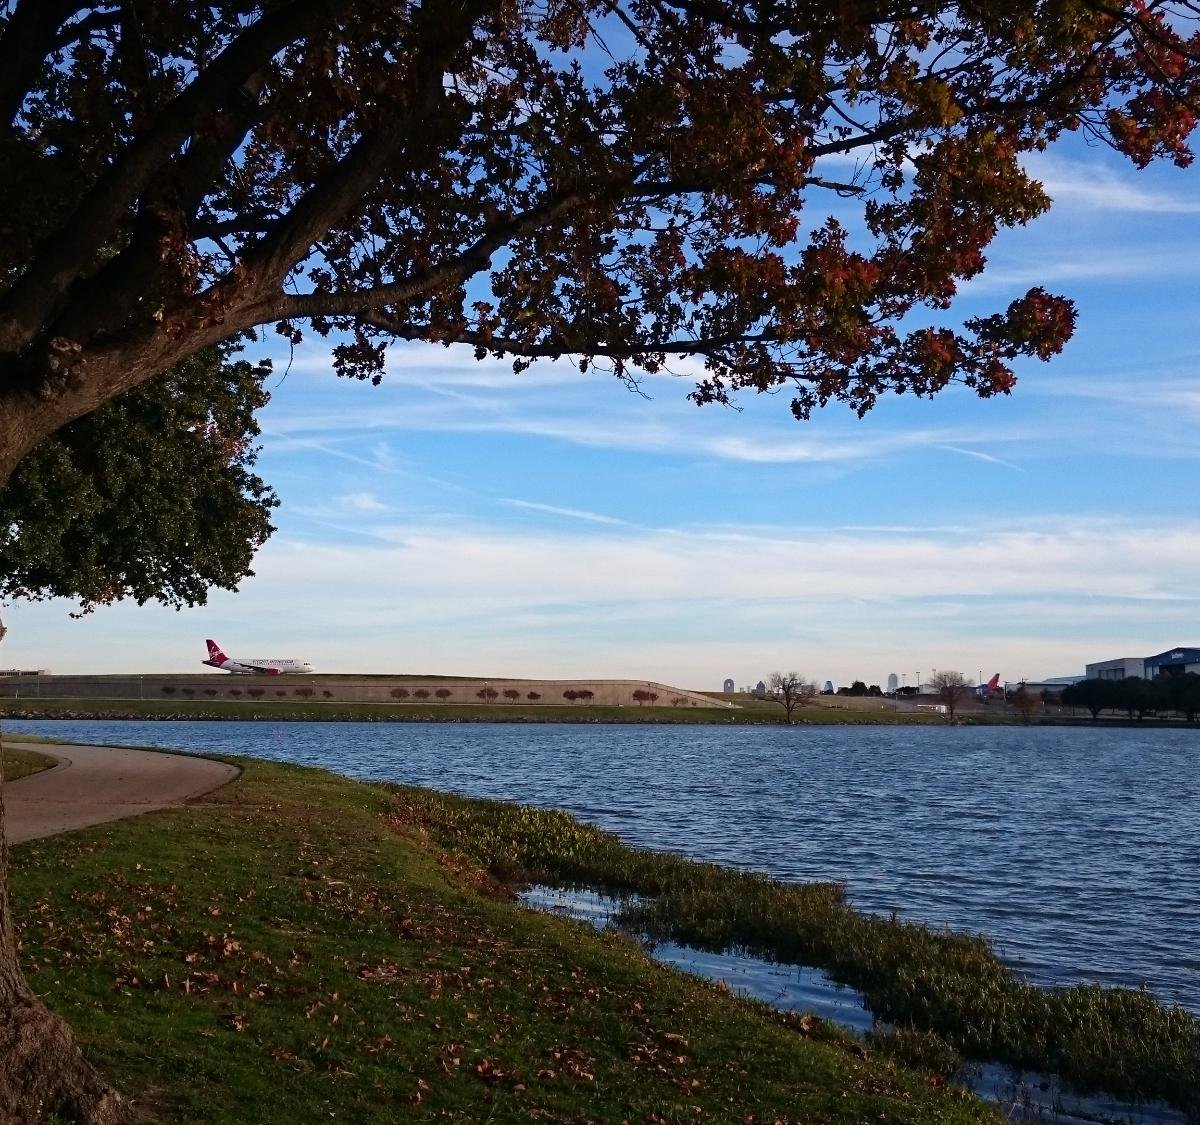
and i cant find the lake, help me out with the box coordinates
[4,719,1197,1016]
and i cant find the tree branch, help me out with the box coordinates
[0,0,335,356]
[50,7,121,50]
[249,192,582,322]
[357,315,782,359]
[51,74,268,344]
[0,0,88,128]
[241,0,496,289]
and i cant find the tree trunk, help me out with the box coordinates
[0,616,133,1123]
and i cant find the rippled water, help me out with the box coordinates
[6,719,1197,1014]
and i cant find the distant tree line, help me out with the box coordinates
[837,680,883,697]
[1062,675,1200,722]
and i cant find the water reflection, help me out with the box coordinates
[522,886,1187,1125]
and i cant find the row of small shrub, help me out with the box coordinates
[161,686,333,699]
[388,686,596,704]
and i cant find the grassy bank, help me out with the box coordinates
[2,744,56,781]
[11,753,992,1124]
[395,789,1200,1116]
[0,694,949,725]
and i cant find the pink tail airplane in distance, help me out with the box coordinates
[202,639,314,676]
[974,673,1002,698]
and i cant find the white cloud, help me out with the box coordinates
[937,445,1025,472]
[1023,153,1200,214]
[337,492,389,513]
[963,246,1200,293]
[9,516,1200,685]
[500,499,632,526]
[265,387,1045,467]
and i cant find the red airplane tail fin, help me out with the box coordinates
[205,639,228,664]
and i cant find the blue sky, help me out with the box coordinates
[7,142,1200,690]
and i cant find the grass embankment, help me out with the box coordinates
[11,756,990,1124]
[2,744,57,781]
[396,790,1200,1117]
[1,694,946,725]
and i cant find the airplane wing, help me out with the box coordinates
[240,663,282,676]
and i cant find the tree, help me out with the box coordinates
[247,687,265,699]
[1062,678,1112,720]
[525,691,541,702]
[435,688,452,701]
[631,689,650,705]
[4,0,1198,492]
[295,686,315,699]
[180,687,194,697]
[0,341,276,615]
[1164,672,1200,722]
[2,1,1200,1114]
[766,671,818,725]
[390,687,411,701]
[477,687,499,703]
[929,670,972,722]
[1114,676,1156,720]
[413,688,431,700]
[160,685,175,695]
[228,687,242,697]
[1011,686,1040,724]
[502,688,521,703]
[562,690,580,703]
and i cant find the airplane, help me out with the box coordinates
[973,673,1002,698]
[202,639,314,676]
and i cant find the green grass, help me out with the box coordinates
[393,788,1200,1116]
[1,694,949,725]
[2,744,56,781]
[10,756,994,1124]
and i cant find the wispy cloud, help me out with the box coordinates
[265,390,1047,468]
[963,246,1200,293]
[938,445,1025,472]
[1023,153,1200,214]
[500,499,632,526]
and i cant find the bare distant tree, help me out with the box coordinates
[929,670,972,721]
[1011,686,1040,724]
[766,672,818,725]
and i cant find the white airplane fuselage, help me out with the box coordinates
[203,657,314,675]
[203,640,314,675]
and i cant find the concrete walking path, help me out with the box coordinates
[3,741,240,844]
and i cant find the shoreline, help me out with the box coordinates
[5,696,1200,728]
[9,748,996,1125]
[8,738,1197,1120]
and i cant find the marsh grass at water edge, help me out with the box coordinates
[391,786,1200,1116]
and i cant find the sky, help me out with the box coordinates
[6,142,1200,691]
